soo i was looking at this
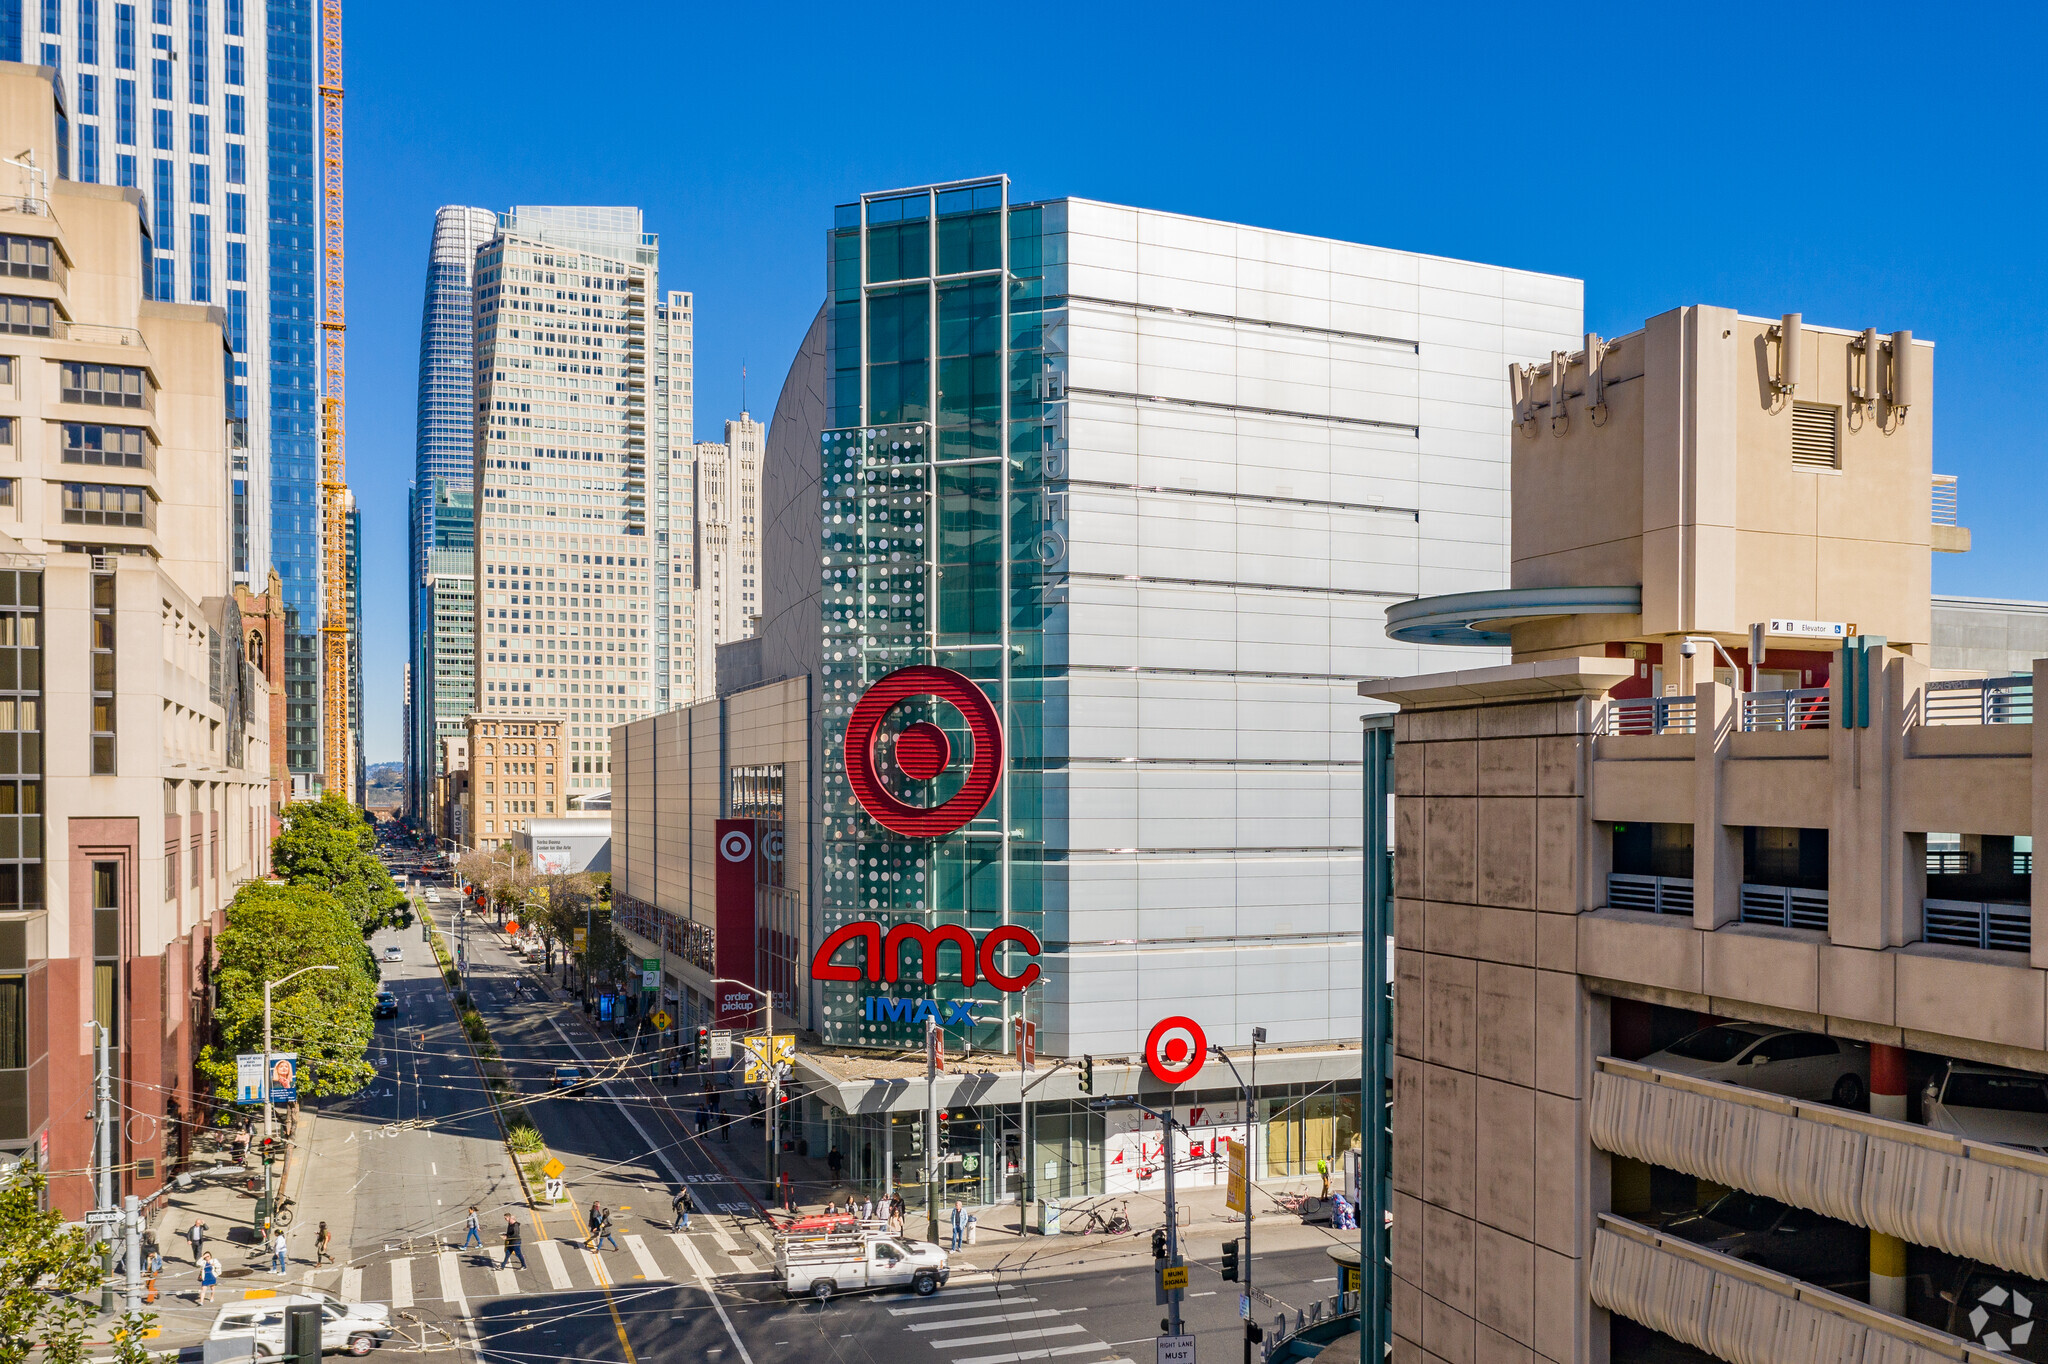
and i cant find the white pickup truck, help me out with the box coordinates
[775,1226,950,1299]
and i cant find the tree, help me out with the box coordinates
[0,1164,99,1364]
[199,883,378,1100]
[272,793,404,932]
[534,872,598,971]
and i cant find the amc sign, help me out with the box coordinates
[812,921,1042,992]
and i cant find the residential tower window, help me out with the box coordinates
[89,572,113,771]
[60,422,150,468]
[0,298,53,337]
[64,482,150,528]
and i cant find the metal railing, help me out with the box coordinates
[1924,674,2033,725]
[1603,695,1697,736]
[1933,472,1959,526]
[60,321,147,347]
[1607,873,1694,916]
[1924,898,2031,953]
[1925,849,1973,875]
[1738,686,1830,731]
[1261,1290,1361,1363]
[1738,882,1829,932]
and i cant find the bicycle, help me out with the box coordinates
[1069,1200,1131,1235]
[273,1196,297,1229]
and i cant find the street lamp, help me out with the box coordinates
[710,978,777,1203]
[261,964,338,1214]
[1212,1025,1265,1364]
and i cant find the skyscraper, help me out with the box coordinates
[14,0,326,789]
[649,288,696,710]
[694,411,762,687]
[408,205,495,820]
[468,205,689,839]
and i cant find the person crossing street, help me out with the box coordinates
[499,1214,526,1270]
[591,1204,620,1252]
[671,1185,695,1232]
[461,1206,481,1249]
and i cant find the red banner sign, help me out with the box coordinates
[714,819,760,1026]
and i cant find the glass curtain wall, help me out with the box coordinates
[818,180,1067,1058]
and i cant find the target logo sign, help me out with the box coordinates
[844,665,1003,838]
[1145,1016,1208,1086]
[718,828,754,863]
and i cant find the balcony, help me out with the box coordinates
[1924,675,2032,726]
[1608,872,1695,917]
[1923,899,2029,953]
[1933,473,1971,552]
[1740,687,1830,732]
[1606,694,1698,736]
[1589,1056,2048,1284]
[1739,883,1830,931]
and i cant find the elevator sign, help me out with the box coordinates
[1767,618,1849,639]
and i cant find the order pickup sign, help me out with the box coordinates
[1157,1335,1196,1364]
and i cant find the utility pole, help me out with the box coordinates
[1093,1096,1187,1335]
[93,1020,113,1312]
[122,1194,140,1315]
[261,965,337,1225]
[925,1014,940,1243]
[1213,1030,1265,1364]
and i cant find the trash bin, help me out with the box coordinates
[1038,1198,1060,1236]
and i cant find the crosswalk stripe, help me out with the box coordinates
[535,1238,572,1290]
[908,1311,1073,1334]
[388,1257,412,1309]
[888,1285,1005,1314]
[951,1346,1123,1364]
[624,1235,663,1281]
[494,1266,519,1296]
[705,1218,741,1254]
[930,1325,1088,1350]
[436,1251,467,1313]
[891,1292,1029,1317]
[729,1253,758,1272]
[579,1245,607,1287]
[669,1233,713,1280]
[340,1267,362,1302]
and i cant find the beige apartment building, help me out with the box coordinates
[0,63,272,1213]
[693,411,762,689]
[1365,305,2048,1364]
[462,714,562,845]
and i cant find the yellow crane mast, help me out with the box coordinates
[318,0,351,797]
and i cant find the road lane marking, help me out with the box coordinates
[908,1310,1076,1333]
[669,1234,713,1280]
[930,1326,1088,1350]
[624,1235,663,1281]
[388,1257,412,1309]
[890,1292,1028,1316]
[494,1266,519,1296]
[535,1238,572,1290]
[340,1267,362,1302]
[705,1218,741,1254]
[436,1251,467,1314]
[952,1348,1124,1364]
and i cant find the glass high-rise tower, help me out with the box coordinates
[408,205,495,820]
[6,0,325,785]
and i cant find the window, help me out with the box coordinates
[60,362,148,407]
[223,41,239,84]
[113,77,132,143]
[1792,402,1839,469]
[76,0,95,62]
[150,106,168,149]
[150,158,171,244]
[225,288,244,349]
[0,235,58,280]
[77,72,96,115]
[223,90,241,134]
[224,191,243,235]
[188,161,207,205]
[65,483,149,528]
[113,2,131,67]
[114,152,133,187]
[188,214,208,298]
[187,110,205,154]
[0,480,13,507]
[61,423,149,468]
[149,55,168,99]
[75,125,97,183]
[225,239,243,282]
[151,256,170,301]
[89,579,113,771]
[184,0,204,103]
[0,298,53,337]
[222,0,237,33]
[0,974,23,1068]
[39,0,57,33]
[223,141,242,185]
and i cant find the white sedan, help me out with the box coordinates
[1924,1061,2048,1153]
[1638,1023,1869,1107]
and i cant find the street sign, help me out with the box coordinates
[572,927,587,950]
[1239,1294,1250,1320]
[1014,1017,1036,1070]
[84,1208,121,1227]
[235,1053,298,1106]
[1767,617,1849,639]
[1159,1263,1189,1291]
[741,1034,796,1083]
[709,1029,732,1060]
[1156,1335,1195,1364]
[541,1157,564,1180]
[649,1010,672,1031]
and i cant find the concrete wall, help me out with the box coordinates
[1931,595,2048,677]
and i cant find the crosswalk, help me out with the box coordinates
[884,1285,1133,1364]
[288,1216,769,1311]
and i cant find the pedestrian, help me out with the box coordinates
[1318,1156,1331,1200]
[949,1201,966,1252]
[499,1214,526,1270]
[672,1185,694,1232]
[694,1106,709,1137]
[593,1206,620,1253]
[315,1221,335,1266]
[583,1201,604,1249]
[271,1229,288,1275]
[888,1202,903,1238]
[860,1194,874,1222]
[778,1171,794,1213]
[826,1146,843,1181]
[461,1206,482,1248]
[197,1251,219,1303]
[186,1217,207,1264]
[145,1243,164,1277]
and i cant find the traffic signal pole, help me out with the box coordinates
[1094,1096,1186,1335]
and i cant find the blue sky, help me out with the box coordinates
[347,1,2047,761]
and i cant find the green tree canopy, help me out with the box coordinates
[0,1163,98,1364]
[199,882,377,1099]
[272,793,404,931]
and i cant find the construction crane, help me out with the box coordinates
[318,0,352,798]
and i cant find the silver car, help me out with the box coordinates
[1924,1060,2048,1153]
[1638,1023,1869,1107]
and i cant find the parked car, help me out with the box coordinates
[209,1295,393,1357]
[775,1226,949,1299]
[1945,1261,2048,1360]
[553,1065,585,1091]
[1658,1190,1865,1287]
[1923,1060,2048,1152]
[383,946,403,963]
[373,992,398,1019]
[1637,1023,1869,1106]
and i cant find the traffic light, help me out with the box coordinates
[1221,1238,1240,1281]
[1079,1055,1094,1095]
[696,1026,710,1068]
[1151,1228,1167,1260]
[1246,1322,1264,1345]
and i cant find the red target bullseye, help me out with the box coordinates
[844,665,1003,838]
[1145,1016,1208,1087]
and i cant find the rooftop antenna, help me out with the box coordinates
[741,361,747,415]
